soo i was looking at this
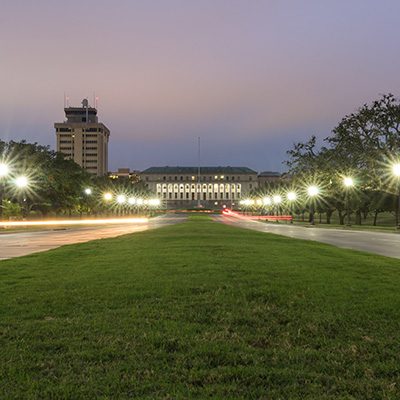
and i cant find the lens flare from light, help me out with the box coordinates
[308,186,318,196]
[273,195,281,204]
[16,177,28,188]
[287,192,296,201]
[104,193,112,200]
[393,164,400,177]
[117,195,126,203]
[0,163,9,176]
[344,177,353,187]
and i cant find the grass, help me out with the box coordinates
[1,218,400,399]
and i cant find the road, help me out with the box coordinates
[213,215,400,259]
[0,214,186,260]
[2,213,400,261]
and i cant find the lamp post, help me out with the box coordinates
[344,177,353,227]
[263,197,271,217]
[287,192,296,224]
[308,186,318,225]
[393,164,400,229]
[0,163,9,221]
[117,195,126,216]
[273,195,281,223]
[16,176,28,218]
[84,188,92,217]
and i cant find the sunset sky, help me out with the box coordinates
[2,0,400,173]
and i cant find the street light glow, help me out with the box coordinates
[273,195,281,204]
[85,188,92,195]
[0,163,8,177]
[308,186,318,196]
[344,177,353,187]
[16,177,28,188]
[117,195,126,203]
[263,197,271,205]
[128,197,136,205]
[393,163,400,177]
[287,192,296,201]
[104,193,112,201]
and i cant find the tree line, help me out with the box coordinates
[256,94,400,225]
[0,140,150,219]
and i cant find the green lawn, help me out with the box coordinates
[1,217,400,399]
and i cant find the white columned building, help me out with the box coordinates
[141,166,258,209]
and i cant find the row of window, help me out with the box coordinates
[156,183,241,192]
[163,192,235,200]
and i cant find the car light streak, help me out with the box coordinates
[222,209,292,221]
[0,218,149,227]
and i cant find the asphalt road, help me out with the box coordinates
[213,215,400,260]
[0,214,186,260]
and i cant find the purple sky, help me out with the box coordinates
[2,0,400,173]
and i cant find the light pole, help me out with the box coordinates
[393,164,400,229]
[263,197,271,217]
[308,186,318,225]
[344,177,353,227]
[0,163,9,221]
[273,195,281,223]
[16,176,28,218]
[84,188,92,217]
[117,195,126,216]
[287,192,296,224]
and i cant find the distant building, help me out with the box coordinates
[109,168,140,183]
[55,99,110,176]
[258,171,282,186]
[141,166,258,208]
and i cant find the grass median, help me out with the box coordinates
[1,216,399,399]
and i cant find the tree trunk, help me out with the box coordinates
[325,209,333,224]
[373,211,378,226]
[355,210,362,225]
[338,210,345,225]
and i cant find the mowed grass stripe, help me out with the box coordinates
[1,218,399,399]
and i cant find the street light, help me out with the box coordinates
[307,186,318,225]
[273,195,281,222]
[0,163,9,221]
[287,192,296,224]
[344,177,354,227]
[16,176,28,218]
[393,164,400,229]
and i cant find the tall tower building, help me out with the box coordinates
[55,99,110,176]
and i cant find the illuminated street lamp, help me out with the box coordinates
[104,193,112,201]
[287,192,296,224]
[393,164,400,229]
[344,177,354,227]
[0,163,9,221]
[16,176,28,218]
[85,188,92,195]
[307,186,318,225]
[273,195,281,222]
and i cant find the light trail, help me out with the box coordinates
[0,218,149,227]
[222,209,292,221]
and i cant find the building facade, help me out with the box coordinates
[55,99,110,176]
[141,166,258,209]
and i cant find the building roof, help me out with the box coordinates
[258,171,281,177]
[141,166,257,174]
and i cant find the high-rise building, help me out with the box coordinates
[55,99,110,176]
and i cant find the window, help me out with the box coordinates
[60,147,72,150]
[86,140,97,144]
[86,153,97,157]
[60,140,71,143]
[59,128,71,132]
[86,160,97,163]
[60,134,72,138]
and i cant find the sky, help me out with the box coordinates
[1,0,400,173]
